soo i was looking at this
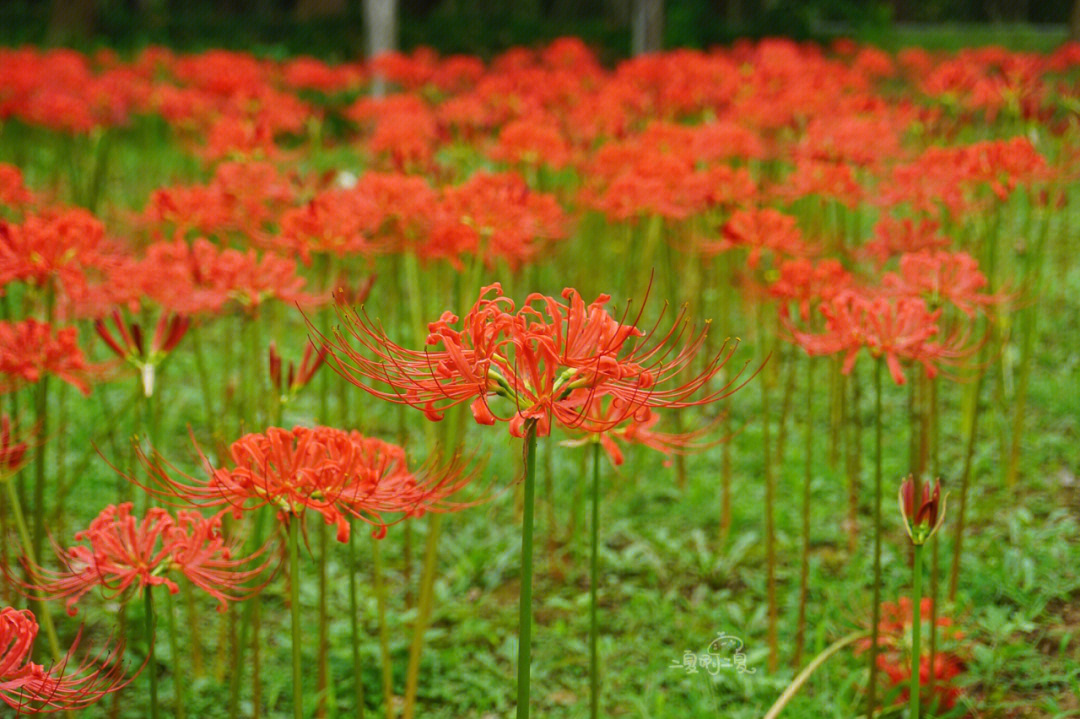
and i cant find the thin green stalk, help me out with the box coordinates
[763,632,869,719]
[793,358,812,668]
[589,441,601,719]
[868,359,884,719]
[3,480,62,662]
[949,367,985,601]
[145,586,160,719]
[316,521,334,718]
[370,534,393,719]
[31,282,55,566]
[289,519,304,719]
[517,421,539,719]
[910,544,924,719]
[164,586,187,719]
[228,508,269,715]
[759,305,778,673]
[402,514,443,719]
[348,529,366,719]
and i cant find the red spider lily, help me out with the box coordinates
[1,605,130,714]
[0,320,93,395]
[860,216,952,267]
[24,503,267,616]
[431,171,567,270]
[769,258,853,323]
[772,158,864,208]
[267,341,328,402]
[0,414,29,477]
[701,207,808,269]
[318,282,751,439]
[489,118,573,169]
[883,250,999,317]
[857,598,966,710]
[792,289,951,385]
[560,394,723,467]
[0,208,108,296]
[0,164,33,209]
[94,310,190,396]
[138,427,477,543]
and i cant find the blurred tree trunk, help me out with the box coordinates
[631,0,663,55]
[365,0,398,97]
[1071,0,1080,42]
[48,0,96,43]
[296,0,347,20]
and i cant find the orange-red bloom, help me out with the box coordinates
[26,503,266,615]
[321,283,749,438]
[142,427,475,542]
[1,606,130,714]
[0,320,92,395]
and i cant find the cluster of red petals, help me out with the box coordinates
[0,208,109,295]
[0,606,129,714]
[792,290,950,385]
[883,250,998,317]
[27,503,265,615]
[144,427,474,543]
[322,283,748,439]
[432,171,567,270]
[858,597,966,710]
[0,320,92,395]
[142,161,297,241]
[769,258,853,322]
[701,207,808,269]
[0,164,34,210]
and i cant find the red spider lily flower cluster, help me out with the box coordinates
[141,427,476,542]
[858,598,966,711]
[0,164,34,210]
[25,503,267,616]
[321,282,749,438]
[791,289,969,385]
[0,414,29,478]
[94,310,190,396]
[0,208,109,296]
[0,320,93,395]
[267,341,328,403]
[1,606,130,714]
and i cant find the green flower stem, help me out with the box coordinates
[145,586,160,719]
[763,632,869,719]
[164,586,187,719]
[228,506,270,716]
[3,479,62,662]
[517,420,539,719]
[289,519,304,719]
[793,357,813,668]
[348,529,366,719]
[402,514,443,719]
[370,535,394,719]
[589,440,601,719]
[867,359,884,719]
[31,281,55,567]
[910,543,924,719]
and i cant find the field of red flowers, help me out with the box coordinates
[1,37,1079,718]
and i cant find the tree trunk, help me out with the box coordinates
[631,0,663,55]
[364,0,398,97]
[48,0,96,44]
